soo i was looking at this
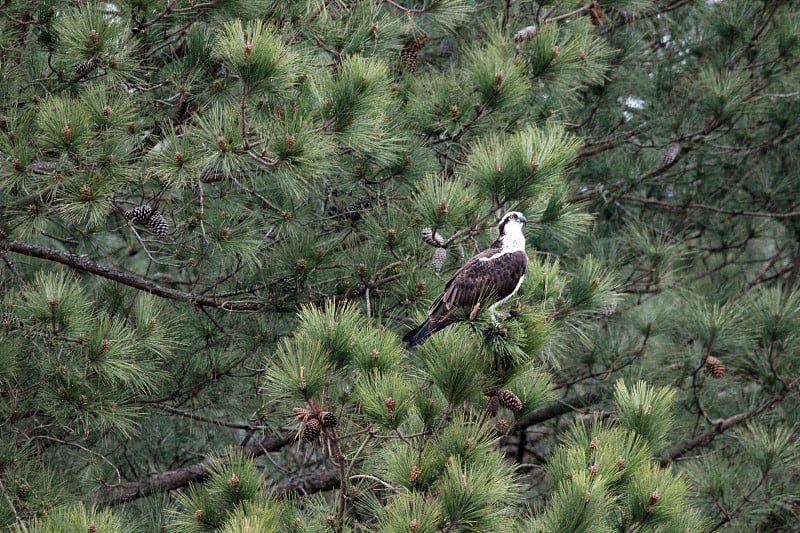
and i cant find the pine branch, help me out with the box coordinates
[709,464,772,532]
[621,195,800,219]
[95,459,208,505]
[133,0,179,31]
[273,468,340,496]
[514,391,602,430]
[3,240,403,312]
[157,405,262,431]
[383,0,427,14]
[663,381,798,464]
[601,0,694,35]
[3,240,267,311]
[94,431,293,505]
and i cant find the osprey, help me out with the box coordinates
[403,211,528,346]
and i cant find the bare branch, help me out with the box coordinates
[514,392,602,430]
[273,468,340,495]
[663,382,797,464]
[622,196,800,219]
[94,432,293,505]
[3,240,267,311]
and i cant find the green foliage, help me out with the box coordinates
[467,124,582,205]
[17,270,92,334]
[411,172,477,230]
[464,33,530,112]
[614,380,675,453]
[355,370,414,430]
[686,423,800,530]
[214,20,298,91]
[418,327,482,405]
[36,95,92,152]
[54,3,128,59]
[51,2,139,81]
[372,492,442,533]
[295,302,368,367]
[350,325,405,373]
[505,366,555,415]
[561,255,618,317]
[216,501,282,533]
[11,502,125,533]
[437,456,521,530]
[170,449,268,532]
[527,197,595,249]
[531,470,614,533]
[541,383,707,532]
[262,337,331,400]
[519,18,613,116]
[1,0,798,531]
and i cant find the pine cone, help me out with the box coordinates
[125,205,153,224]
[400,33,429,73]
[497,389,523,412]
[301,417,321,442]
[663,142,680,165]
[149,213,169,238]
[598,303,617,318]
[73,57,97,77]
[280,275,300,294]
[321,411,338,428]
[588,1,604,25]
[415,279,427,297]
[2,312,22,330]
[431,247,447,272]
[705,355,725,378]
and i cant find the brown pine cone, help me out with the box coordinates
[705,355,725,378]
[301,417,321,442]
[321,411,338,428]
[497,389,523,412]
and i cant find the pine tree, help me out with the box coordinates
[0,1,798,532]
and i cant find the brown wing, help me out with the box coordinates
[427,250,528,323]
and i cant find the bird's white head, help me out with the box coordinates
[497,211,527,251]
[499,211,527,235]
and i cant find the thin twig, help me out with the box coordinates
[349,474,402,492]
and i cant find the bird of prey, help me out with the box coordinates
[403,211,529,346]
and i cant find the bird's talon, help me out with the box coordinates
[469,302,481,321]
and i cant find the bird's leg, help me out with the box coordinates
[488,303,501,326]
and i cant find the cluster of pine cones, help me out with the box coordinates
[294,407,338,443]
[124,205,169,238]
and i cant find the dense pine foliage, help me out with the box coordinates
[1,1,799,531]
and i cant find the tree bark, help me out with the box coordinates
[94,432,293,505]
[4,240,267,311]
[515,391,602,429]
